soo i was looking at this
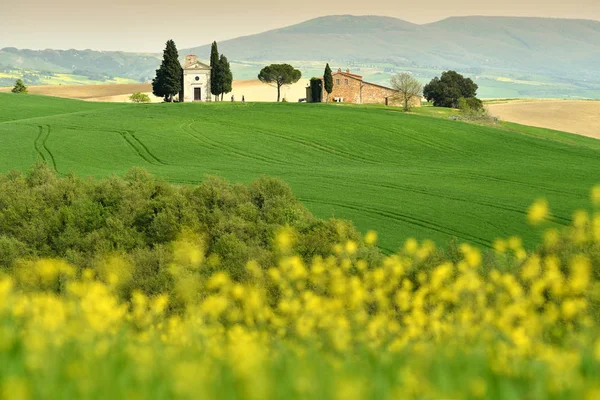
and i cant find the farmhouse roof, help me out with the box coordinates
[362,81,397,92]
[326,68,397,92]
[333,69,363,80]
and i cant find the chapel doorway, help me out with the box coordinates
[194,87,201,101]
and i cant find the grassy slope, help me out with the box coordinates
[1,93,599,252]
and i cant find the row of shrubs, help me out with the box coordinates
[0,164,381,301]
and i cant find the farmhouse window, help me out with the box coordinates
[336,79,340,85]
[345,79,348,85]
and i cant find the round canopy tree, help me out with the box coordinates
[423,71,478,108]
[258,64,302,102]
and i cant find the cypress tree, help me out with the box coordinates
[323,64,333,103]
[152,40,182,102]
[210,41,221,101]
[219,55,233,101]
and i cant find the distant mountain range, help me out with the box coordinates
[2,15,600,97]
[0,48,160,82]
[185,15,600,81]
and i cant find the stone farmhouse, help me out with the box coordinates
[180,55,211,102]
[307,68,421,107]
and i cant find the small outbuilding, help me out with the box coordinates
[181,55,211,102]
[306,68,421,107]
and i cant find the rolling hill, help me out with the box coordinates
[185,15,600,80]
[0,47,160,85]
[3,15,600,98]
[1,93,599,252]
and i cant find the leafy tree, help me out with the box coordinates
[423,71,478,108]
[309,78,322,103]
[323,64,333,103]
[11,79,27,94]
[219,55,233,101]
[152,40,182,102]
[258,64,302,102]
[210,41,221,101]
[390,73,422,111]
[129,92,151,103]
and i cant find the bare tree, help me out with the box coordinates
[390,73,423,111]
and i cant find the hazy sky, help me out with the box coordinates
[2,0,600,52]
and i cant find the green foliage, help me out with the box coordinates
[456,97,489,119]
[219,55,233,97]
[424,71,478,108]
[309,77,322,103]
[1,93,600,251]
[210,41,220,99]
[208,42,233,101]
[458,97,484,112]
[11,79,27,94]
[258,64,302,102]
[323,63,333,102]
[129,92,151,103]
[0,164,378,298]
[152,40,183,103]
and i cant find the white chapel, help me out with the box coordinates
[181,54,211,102]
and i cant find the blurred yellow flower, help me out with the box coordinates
[364,230,378,246]
[591,185,600,206]
[527,198,549,225]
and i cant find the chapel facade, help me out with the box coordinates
[181,55,211,102]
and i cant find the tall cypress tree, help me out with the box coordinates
[323,63,333,103]
[210,41,221,101]
[152,40,182,102]
[219,55,233,101]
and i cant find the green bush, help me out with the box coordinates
[129,92,151,103]
[11,79,28,94]
[0,164,381,299]
[458,97,483,113]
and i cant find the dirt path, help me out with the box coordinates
[488,100,600,140]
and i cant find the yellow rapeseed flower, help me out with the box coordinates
[591,185,600,206]
[364,230,378,246]
[568,255,591,293]
[345,240,358,255]
[404,238,418,255]
[493,238,507,253]
[527,198,549,225]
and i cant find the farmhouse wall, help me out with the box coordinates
[318,69,421,107]
[326,71,362,103]
[361,82,422,107]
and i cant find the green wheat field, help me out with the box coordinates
[1,93,599,251]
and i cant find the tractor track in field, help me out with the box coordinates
[180,121,289,166]
[197,116,382,166]
[353,121,466,155]
[456,171,578,198]
[300,196,492,248]
[34,125,59,173]
[249,126,380,166]
[358,180,571,225]
[118,130,167,166]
